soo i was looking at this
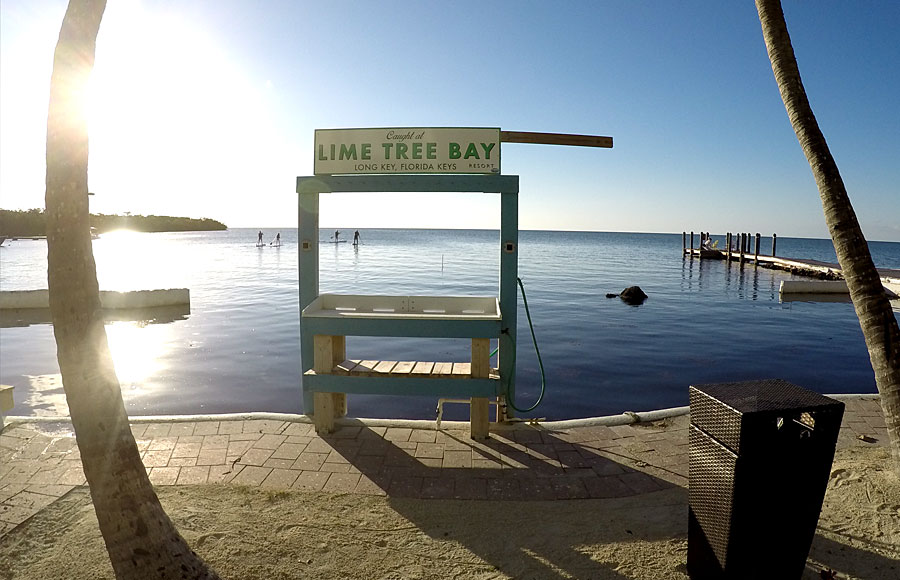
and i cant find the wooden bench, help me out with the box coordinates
[301,295,502,438]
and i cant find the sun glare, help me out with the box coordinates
[84,0,283,219]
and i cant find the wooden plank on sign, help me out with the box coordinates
[374,360,398,374]
[411,361,435,376]
[355,360,379,373]
[433,362,453,376]
[452,362,472,376]
[391,361,415,375]
[500,131,613,148]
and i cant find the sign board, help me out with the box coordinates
[314,127,500,175]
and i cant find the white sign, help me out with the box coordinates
[314,127,501,175]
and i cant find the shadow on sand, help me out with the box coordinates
[318,425,689,579]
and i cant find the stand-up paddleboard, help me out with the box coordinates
[328,240,347,244]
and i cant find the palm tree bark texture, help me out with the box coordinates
[756,0,900,473]
[45,1,220,577]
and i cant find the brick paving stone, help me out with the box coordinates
[358,426,387,439]
[292,452,327,471]
[237,448,273,467]
[487,477,521,501]
[171,442,201,458]
[520,478,558,500]
[148,467,180,486]
[414,443,444,459]
[420,476,454,499]
[358,439,391,456]
[388,475,422,498]
[292,471,330,492]
[143,424,172,438]
[168,457,198,467]
[320,462,351,474]
[325,450,352,464]
[436,432,471,450]
[452,476,487,500]
[471,458,503,471]
[243,420,285,434]
[260,468,300,489]
[230,465,272,486]
[176,466,210,485]
[217,421,244,435]
[28,466,68,485]
[550,476,589,499]
[304,438,334,454]
[417,456,443,468]
[284,435,313,446]
[409,430,437,443]
[512,429,543,444]
[168,423,196,437]
[142,449,172,468]
[584,475,632,499]
[323,472,361,493]
[1,503,41,526]
[282,422,315,437]
[227,440,254,456]
[329,426,362,439]
[57,465,86,486]
[196,448,227,466]
[384,428,412,442]
[350,454,385,475]
[355,475,388,496]
[192,422,220,436]
[263,457,296,470]
[130,424,148,438]
[254,434,287,450]
[208,464,239,484]
[228,433,262,442]
[271,443,306,460]
[442,450,472,469]
[147,437,178,451]
[201,435,231,450]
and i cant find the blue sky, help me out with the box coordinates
[1,1,898,240]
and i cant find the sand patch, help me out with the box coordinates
[1,447,897,579]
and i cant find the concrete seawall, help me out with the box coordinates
[0,288,190,310]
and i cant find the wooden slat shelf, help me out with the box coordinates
[305,359,500,380]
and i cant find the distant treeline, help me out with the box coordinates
[0,209,227,236]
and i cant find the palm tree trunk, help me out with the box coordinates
[45,1,220,577]
[756,0,900,473]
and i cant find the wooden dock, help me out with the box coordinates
[682,231,900,288]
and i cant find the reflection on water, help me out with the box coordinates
[22,373,69,416]
[0,304,190,328]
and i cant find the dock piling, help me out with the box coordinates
[772,233,777,257]
[754,233,761,264]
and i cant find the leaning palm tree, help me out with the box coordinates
[45,1,220,577]
[756,0,900,473]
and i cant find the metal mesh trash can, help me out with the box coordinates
[687,379,844,579]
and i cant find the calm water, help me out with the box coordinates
[1,229,898,421]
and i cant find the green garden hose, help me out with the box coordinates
[494,277,546,413]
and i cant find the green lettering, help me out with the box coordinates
[426,142,437,159]
[449,142,461,159]
[464,143,479,159]
[396,142,409,159]
[317,144,328,161]
[339,144,357,160]
[382,142,393,159]
[412,142,423,159]
[361,143,371,160]
[480,142,495,159]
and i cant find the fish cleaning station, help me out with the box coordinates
[297,127,612,438]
